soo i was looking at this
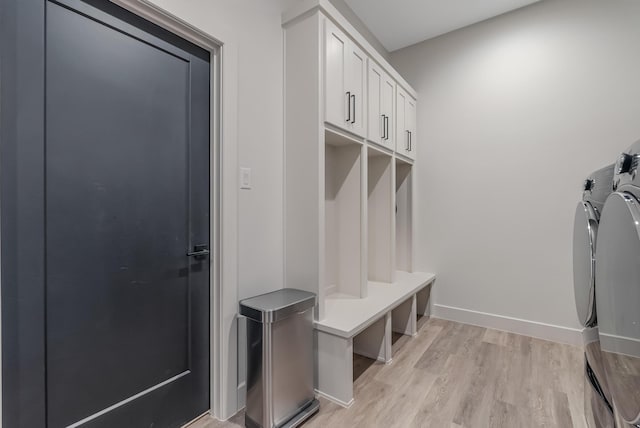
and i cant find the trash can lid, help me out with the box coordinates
[239,288,316,323]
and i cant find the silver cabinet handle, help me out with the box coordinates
[381,114,386,139]
[406,130,410,151]
[385,115,389,140]
[351,94,356,124]
[346,92,351,122]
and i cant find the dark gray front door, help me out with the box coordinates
[1,1,211,427]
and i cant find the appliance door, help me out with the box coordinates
[574,201,599,327]
[586,339,614,408]
[585,358,614,428]
[595,191,640,426]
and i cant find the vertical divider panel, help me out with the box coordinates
[315,330,354,407]
[391,157,397,282]
[361,144,368,297]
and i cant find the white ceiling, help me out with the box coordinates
[344,0,541,52]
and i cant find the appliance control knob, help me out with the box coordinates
[616,153,634,174]
[583,179,595,192]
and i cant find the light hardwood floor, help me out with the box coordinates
[191,317,585,428]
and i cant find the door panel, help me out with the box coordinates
[368,63,394,150]
[406,96,417,160]
[347,42,367,138]
[44,1,210,427]
[573,201,598,327]
[1,0,47,426]
[381,73,395,149]
[324,20,347,130]
[595,191,640,426]
[396,87,407,157]
[585,360,614,428]
[367,63,382,145]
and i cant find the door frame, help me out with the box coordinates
[0,0,241,424]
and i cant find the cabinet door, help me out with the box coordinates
[367,63,383,145]
[346,42,367,138]
[381,72,395,149]
[324,20,348,129]
[406,96,417,160]
[396,86,409,157]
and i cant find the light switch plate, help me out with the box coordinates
[240,167,251,189]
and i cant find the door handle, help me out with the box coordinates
[409,131,412,151]
[406,130,410,151]
[381,114,386,139]
[346,92,351,122]
[351,94,356,124]
[187,244,210,260]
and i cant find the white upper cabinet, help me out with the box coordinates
[396,86,416,160]
[408,97,416,158]
[324,20,367,138]
[347,42,367,138]
[367,61,395,150]
[325,20,348,130]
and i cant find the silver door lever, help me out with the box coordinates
[187,244,210,259]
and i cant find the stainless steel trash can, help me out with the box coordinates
[239,289,320,428]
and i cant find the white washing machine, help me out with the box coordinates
[595,141,640,427]
[573,164,615,428]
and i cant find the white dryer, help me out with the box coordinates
[573,164,614,428]
[595,141,640,427]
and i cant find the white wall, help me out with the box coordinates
[391,0,640,341]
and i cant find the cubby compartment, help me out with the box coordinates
[325,132,364,299]
[367,147,394,283]
[395,158,413,273]
[353,315,390,363]
[392,294,417,349]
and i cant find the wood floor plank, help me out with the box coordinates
[488,400,529,428]
[482,328,508,347]
[410,353,476,427]
[452,342,501,427]
[371,368,437,428]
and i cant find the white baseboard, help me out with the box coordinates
[314,389,354,408]
[432,304,584,346]
[600,332,640,357]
